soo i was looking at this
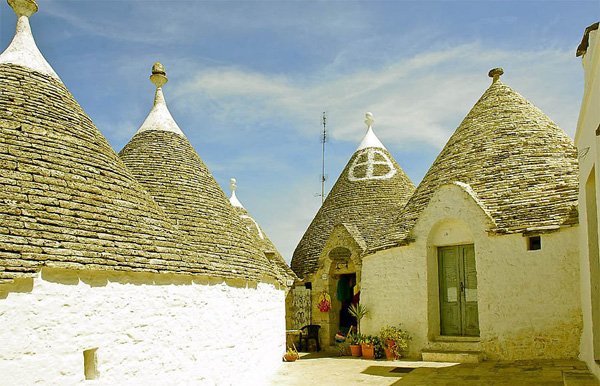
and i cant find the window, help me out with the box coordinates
[83,348,98,380]
[527,236,541,251]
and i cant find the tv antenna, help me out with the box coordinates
[320,111,327,204]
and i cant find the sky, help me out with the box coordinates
[1,0,598,263]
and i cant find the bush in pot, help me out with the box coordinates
[360,335,376,359]
[379,325,412,360]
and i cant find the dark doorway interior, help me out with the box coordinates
[337,273,358,334]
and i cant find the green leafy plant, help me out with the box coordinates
[372,336,384,359]
[347,332,362,345]
[348,303,368,334]
[359,334,373,345]
[379,325,412,358]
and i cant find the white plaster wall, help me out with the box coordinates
[575,27,600,378]
[362,183,581,360]
[0,268,285,385]
[361,244,428,358]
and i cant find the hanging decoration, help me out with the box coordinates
[317,292,331,312]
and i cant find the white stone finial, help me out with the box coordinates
[134,63,186,138]
[356,112,386,151]
[365,112,374,128]
[0,0,60,80]
[228,177,244,209]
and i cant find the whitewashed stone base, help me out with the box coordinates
[0,268,285,385]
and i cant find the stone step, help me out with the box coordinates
[421,350,484,363]
[563,370,600,386]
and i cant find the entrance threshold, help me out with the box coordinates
[433,335,480,343]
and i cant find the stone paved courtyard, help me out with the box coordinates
[268,353,600,386]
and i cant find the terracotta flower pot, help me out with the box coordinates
[384,346,395,360]
[350,344,362,357]
[284,353,299,362]
[385,339,397,360]
[361,343,375,359]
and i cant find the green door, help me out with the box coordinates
[438,245,480,336]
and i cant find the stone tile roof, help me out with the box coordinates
[0,64,210,282]
[119,130,279,281]
[231,202,298,283]
[291,118,415,279]
[372,71,579,252]
[118,73,279,282]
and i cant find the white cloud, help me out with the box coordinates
[174,43,581,153]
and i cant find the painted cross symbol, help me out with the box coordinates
[348,148,397,181]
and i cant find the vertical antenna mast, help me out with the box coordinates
[321,112,327,204]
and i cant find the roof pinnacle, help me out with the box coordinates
[229,178,244,209]
[488,67,504,83]
[8,0,38,17]
[134,62,185,137]
[150,62,168,89]
[365,112,374,128]
[356,111,386,151]
[0,0,60,80]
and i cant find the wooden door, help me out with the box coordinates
[438,245,479,336]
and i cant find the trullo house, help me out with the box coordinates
[228,178,298,284]
[575,21,600,379]
[0,1,286,384]
[290,113,415,345]
[360,68,580,361]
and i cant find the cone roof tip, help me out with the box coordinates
[135,63,185,137]
[0,0,60,80]
[488,67,504,83]
[150,62,168,88]
[356,112,387,151]
[8,0,37,16]
[229,178,245,209]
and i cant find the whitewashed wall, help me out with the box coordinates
[576,27,600,379]
[361,183,581,360]
[0,268,285,385]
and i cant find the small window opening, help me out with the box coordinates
[304,282,312,290]
[83,348,98,380]
[528,236,541,251]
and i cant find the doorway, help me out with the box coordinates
[336,273,357,335]
[438,244,479,336]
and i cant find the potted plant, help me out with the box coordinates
[348,303,368,335]
[348,332,363,357]
[379,325,412,360]
[373,336,384,359]
[283,345,299,362]
[360,335,376,359]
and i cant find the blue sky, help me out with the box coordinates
[1,0,598,262]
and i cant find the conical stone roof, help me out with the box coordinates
[0,0,207,282]
[373,68,579,251]
[119,64,277,282]
[291,113,415,279]
[228,178,297,283]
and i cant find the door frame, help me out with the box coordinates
[437,244,480,337]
